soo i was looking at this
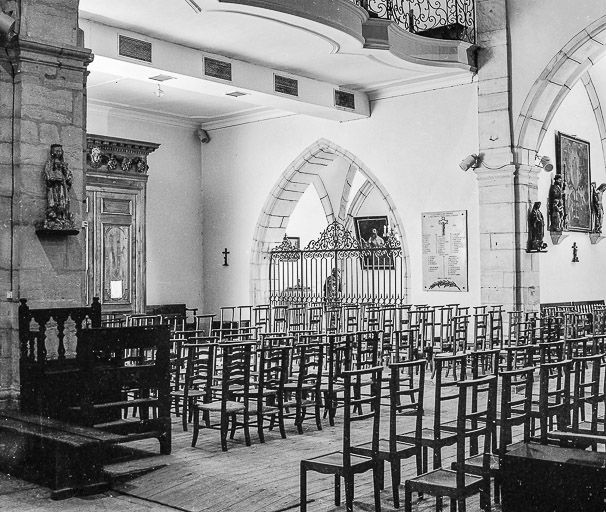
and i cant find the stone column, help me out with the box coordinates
[474,0,541,313]
[0,0,92,406]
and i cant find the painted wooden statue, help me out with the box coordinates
[528,201,547,252]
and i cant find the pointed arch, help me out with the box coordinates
[515,16,606,160]
[250,138,410,305]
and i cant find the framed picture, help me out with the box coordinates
[556,132,592,231]
[286,236,300,249]
[353,215,394,269]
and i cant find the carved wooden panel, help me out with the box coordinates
[85,134,159,315]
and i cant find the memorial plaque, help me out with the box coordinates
[422,210,468,292]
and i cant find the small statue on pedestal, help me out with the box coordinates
[592,182,606,234]
[528,201,547,252]
[42,144,76,231]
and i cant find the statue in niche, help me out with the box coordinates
[528,201,547,252]
[43,144,75,230]
[548,174,566,232]
[592,182,606,234]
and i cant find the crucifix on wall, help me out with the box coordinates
[223,248,230,266]
[438,216,448,236]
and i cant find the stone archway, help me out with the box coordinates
[249,138,410,305]
[514,16,606,163]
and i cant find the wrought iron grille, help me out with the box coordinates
[270,221,405,307]
[352,0,476,44]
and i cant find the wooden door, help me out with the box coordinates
[86,188,144,314]
[85,134,159,315]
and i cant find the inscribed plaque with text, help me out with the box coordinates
[422,210,468,292]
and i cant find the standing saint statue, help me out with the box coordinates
[592,182,606,234]
[548,174,566,232]
[528,201,547,252]
[43,144,75,230]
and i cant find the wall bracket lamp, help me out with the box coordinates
[535,155,554,172]
[0,11,17,41]
[458,153,510,171]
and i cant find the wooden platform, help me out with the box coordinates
[1,376,502,511]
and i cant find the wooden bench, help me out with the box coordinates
[0,409,124,500]
[540,299,605,317]
[71,325,172,455]
[9,299,172,497]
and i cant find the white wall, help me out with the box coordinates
[87,106,204,312]
[201,83,481,313]
[538,82,606,302]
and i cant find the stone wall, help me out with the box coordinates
[0,0,92,406]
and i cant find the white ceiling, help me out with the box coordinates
[79,0,476,126]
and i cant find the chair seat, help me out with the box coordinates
[170,389,205,398]
[398,427,458,447]
[353,438,417,459]
[459,452,499,473]
[407,468,484,495]
[304,450,376,471]
[197,400,246,414]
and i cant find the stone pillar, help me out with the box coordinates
[0,0,92,406]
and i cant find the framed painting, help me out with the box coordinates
[354,215,394,269]
[286,236,300,249]
[556,132,592,232]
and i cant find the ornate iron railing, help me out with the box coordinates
[353,0,476,44]
[270,221,405,307]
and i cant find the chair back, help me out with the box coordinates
[218,342,254,411]
[256,344,291,406]
[352,330,381,371]
[538,358,572,443]
[433,353,467,434]
[455,375,498,489]
[293,342,324,394]
[183,342,217,403]
[388,360,425,453]
[570,353,602,435]
[498,366,534,452]
[342,366,383,468]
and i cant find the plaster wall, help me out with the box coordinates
[508,0,606,130]
[538,82,606,302]
[87,107,204,312]
[201,83,481,313]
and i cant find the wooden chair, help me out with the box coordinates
[547,353,603,448]
[284,342,324,434]
[240,344,291,442]
[530,359,572,443]
[191,341,255,451]
[170,342,216,431]
[404,375,498,512]
[352,359,425,508]
[300,366,384,512]
[397,353,467,474]
[321,332,352,426]
[453,366,534,505]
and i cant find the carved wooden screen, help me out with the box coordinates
[269,221,404,307]
[85,135,159,314]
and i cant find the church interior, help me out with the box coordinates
[2,0,606,511]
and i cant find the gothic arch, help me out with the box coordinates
[250,138,410,305]
[515,16,606,160]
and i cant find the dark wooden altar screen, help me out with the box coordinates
[270,221,404,307]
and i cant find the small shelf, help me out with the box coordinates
[36,228,79,236]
